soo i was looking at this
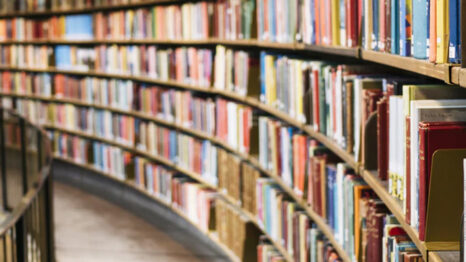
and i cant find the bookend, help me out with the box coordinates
[425,149,466,250]
[363,112,378,170]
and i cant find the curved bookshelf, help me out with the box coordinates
[0,1,463,258]
[0,89,436,261]
[0,62,432,258]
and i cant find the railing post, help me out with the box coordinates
[0,108,7,210]
[15,217,27,262]
[45,176,55,262]
[19,118,28,193]
[37,130,42,172]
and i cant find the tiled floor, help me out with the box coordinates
[53,182,227,262]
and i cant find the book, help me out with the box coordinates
[418,121,466,240]
[412,0,429,59]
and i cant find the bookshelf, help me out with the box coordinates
[1,0,465,261]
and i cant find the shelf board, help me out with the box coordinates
[360,50,454,83]
[0,42,464,87]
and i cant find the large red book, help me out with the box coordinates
[418,121,466,240]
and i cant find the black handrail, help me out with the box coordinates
[0,107,54,262]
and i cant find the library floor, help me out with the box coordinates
[53,182,228,262]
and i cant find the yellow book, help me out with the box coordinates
[127,10,134,38]
[287,203,295,253]
[331,0,340,46]
[364,0,372,49]
[436,0,449,63]
[121,46,127,73]
[265,55,276,106]
[59,16,66,38]
[295,60,304,122]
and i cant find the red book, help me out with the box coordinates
[405,116,411,224]
[418,121,466,240]
[346,0,358,47]
[379,0,386,51]
[376,96,388,180]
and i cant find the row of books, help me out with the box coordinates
[4,97,220,186]
[0,0,152,13]
[1,0,463,64]
[0,0,256,41]
[362,0,462,64]
[256,163,423,262]
[0,45,52,69]
[258,237,340,262]
[0,44,214,87]
[51,130,130,178]
[0,72,257,154]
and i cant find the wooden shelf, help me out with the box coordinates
[360,49,456,83]
[1,41,464,86]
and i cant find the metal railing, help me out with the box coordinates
[0,108,54,262]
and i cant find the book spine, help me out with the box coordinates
[418,124,427,240]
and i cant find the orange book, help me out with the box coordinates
[263,0,269,41]
[191,49,199,84]
[298,135,307,196]
[54,74,64,97]
[429,0,436,62]
[292,135,300,194]
[320,0,326,45]
[201,2,208,38]
[314,0,321,44]
[0,20,6,40]
[157,7,164,40]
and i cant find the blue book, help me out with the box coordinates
[310,0,316,44]
[54,45,71,68]
[413,0,429,59]
[65,14,93,40]
[339,0,346,45]
[134,157,140,185]
[269,0,276,42]
[399,0,407,56]
[259,51,266,103]
[448,0,461,63]
[326,166,336,230]
[373,0,380,50]
[391,0,400,54]
[258,1,264,40]
[399,0,412,56]
[169,131,177,163]
[264,184,272,233]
